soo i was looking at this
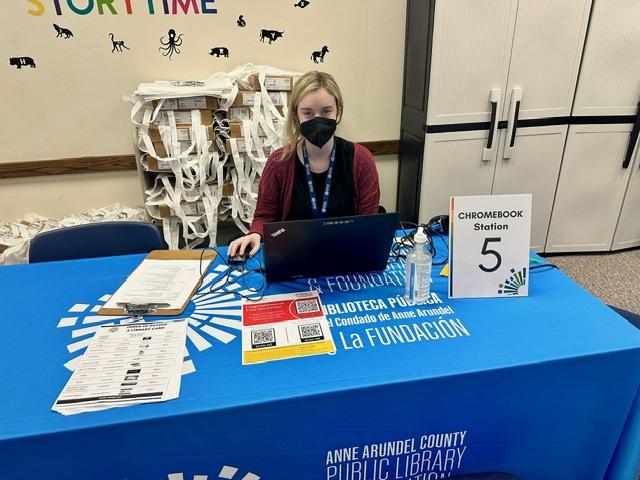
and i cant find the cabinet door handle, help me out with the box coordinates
[623,102,640,169]
[503,87,523,159]
[482,88,501,162]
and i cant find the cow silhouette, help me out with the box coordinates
[210,47,229,57]
[9,57,36,69]
[311,45,329,63]
[260,29,284,44]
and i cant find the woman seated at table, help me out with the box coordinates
[228,70,380,258]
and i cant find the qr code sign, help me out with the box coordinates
[251,328,276,349]
[298,323,324,343]
[295,299,320,315]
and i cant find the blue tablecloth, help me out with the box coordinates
[1,237,640,480]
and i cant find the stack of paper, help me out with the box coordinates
[242,291,337,365]
[99,252,214,316]
[52,320,187,415]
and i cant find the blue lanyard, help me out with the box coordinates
[302,141,337,219]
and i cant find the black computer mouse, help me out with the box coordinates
[228,253,248,265]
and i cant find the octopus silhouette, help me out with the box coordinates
[159,29,183,60]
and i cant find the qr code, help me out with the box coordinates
[298,323,324,343]
[295,299,320,315]
[251,328,276,349]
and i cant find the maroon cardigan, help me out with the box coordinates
[249,141,380,237]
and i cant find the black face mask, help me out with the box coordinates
[300,117,337,148]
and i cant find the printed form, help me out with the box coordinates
[102,259,209,310]
[53,320,186,415]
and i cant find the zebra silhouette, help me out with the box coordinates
[311,45,329,63]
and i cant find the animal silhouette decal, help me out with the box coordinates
[209,47,229,57]
[311,45,329,63]
[237,15,246,27]
[9,57,36,69]
[294,0,310,7]
[53,24,73,39]
[109,33,130,53]
[159,29,183,60]
[260,29,284,44]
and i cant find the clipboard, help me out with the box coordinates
[98,249,217,317]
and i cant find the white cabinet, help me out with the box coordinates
[414,0,591,252]
[505,0,591,121]
[613,148,640,250]
[426,0,516,126]
[545,0,640,252]
[419,130,494,221]
[419,126,566,252]
[492,126,567,252]
[572,0,640,117]
[426,0,591,126]
[546,124,636,252]
[400,0,640,253]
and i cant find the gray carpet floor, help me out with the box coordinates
[543,248,640,313]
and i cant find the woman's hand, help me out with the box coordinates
[228,233,261,258]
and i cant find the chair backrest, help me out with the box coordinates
[29,221,167,263]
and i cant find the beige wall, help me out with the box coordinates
[0,0,405,222]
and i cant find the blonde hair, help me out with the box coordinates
[281,71,344,159]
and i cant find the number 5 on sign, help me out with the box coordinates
[448,194,532,298]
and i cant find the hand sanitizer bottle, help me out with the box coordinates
[404,227,432,304]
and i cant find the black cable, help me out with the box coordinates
[198,246,269,302]
[530,263,559,272]
[395,220,560,275]
[232,255,270,300]
[393,220,449,266]
[389,224,413,261]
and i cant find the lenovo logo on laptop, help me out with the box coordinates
[270,227,286,238]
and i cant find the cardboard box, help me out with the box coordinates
[152,141,202,157]
[222,182,234,197]
[228,106,285,121]
[225,138,269,155]
[147,124,214,143]
[154,98,179,110]
[177,96,219,110]
[249,74,294,91]
[228,107,251,121]
[229,90,288,108]
[267,91,288,107]
[228,120,283,138]
[154,109,214,125]
[146,156,173,171]
[159,201,206,218]
[229,121,244,138]
[206,182,235,197]
[229,90,257,107]
[144,153,207,171]
[154,96,219,110]
[156,183,233,218]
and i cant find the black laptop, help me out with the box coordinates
[262,213,399,282]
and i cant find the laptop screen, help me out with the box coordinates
[262,213,399,282]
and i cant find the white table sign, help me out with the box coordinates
[448,194,532,298]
